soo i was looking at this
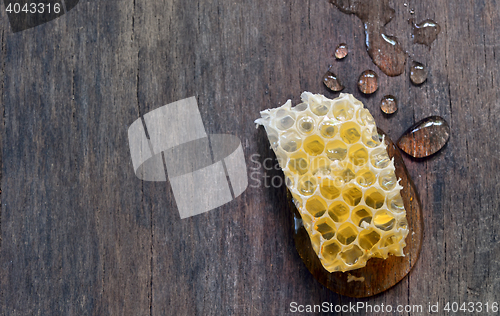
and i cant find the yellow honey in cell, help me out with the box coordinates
[373,210,396,231]
[288,151,309,175]
[321,241,341,262]
[256,92,409,272]
[320,178,341,200]
[340,122,361,144]
[328,201,350,223]
[351,206,373,228]
[337,223,358,245]
[365,188,385,209]
[348,143,369,166]
[356,168,375,187]
[305,195,327,217]
[326,140,347,161]
[342,185,363,206]
[359,229,381,250]
[314,217,336,240]
[303,135,325,156]
[340,245,363,265]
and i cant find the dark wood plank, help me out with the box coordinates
[0,2,153,315]
[0,0,499,315]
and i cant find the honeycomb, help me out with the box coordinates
[255,92,409,272]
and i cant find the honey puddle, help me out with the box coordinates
[329,0,407,76]
[411,18,441,46]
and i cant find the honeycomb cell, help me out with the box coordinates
[276,109,288,117]
[326,140,347,161]
[314,217,336,240]
[351,206,373,227]
[373,210,396,231]
[332,161,356,185]
[320,178,341,200]
[365,188,385,209]
[361,126,381,148]
[297,116,315,135]
[342,185,363,206]
[277,115,295,130]
[348,143,369,166]
[340,245,363,265]
[379,168,398,191]
[370,147,391,169]
[319,120,338,138]
[397,217,408,230]
[305,195,327,217]
[264,127,280,150]
[337,223,358,245]
[298,175,317,196]
[280,131,302,152]
[310,156,331,176]
[355,168,375,187]
[321,240,341,262]
[387,191,405,213]
[328,201,350,222]
[292,102,308,112]
[340,122,361,144]
[359,229,381,250]
[382,233,402,248]
[331,100,355,121]
[357,108,375,126]
[303,135,325,156]
[310,100,330,116]
[288,151,309,175]
[340,164,356,184]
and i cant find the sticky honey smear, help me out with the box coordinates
[255,92,409,272]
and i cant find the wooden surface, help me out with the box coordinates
[292,129,423,298]
[1,0,499,315]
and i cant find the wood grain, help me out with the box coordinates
[291,128,423,298]
[0,0,500,315]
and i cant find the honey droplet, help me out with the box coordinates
[411,19,441,46]
[397,116,450,158]
[410,62,427,85]
[380,95,397,114]
[323,70,344,92]
[329,0,407,76]
[358,70,378,94]
[335,43,348,59]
